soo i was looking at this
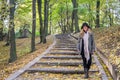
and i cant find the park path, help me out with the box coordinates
[6,34,109,80]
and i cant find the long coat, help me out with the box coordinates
[77,30,96,55]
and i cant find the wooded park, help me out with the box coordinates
[0,0,120,80]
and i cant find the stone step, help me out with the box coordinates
[27,68,98,74]
[55,44,76,45]
[36,61,96,66]
[55,46,76,48]
[52,48,77,51]
[42,55,81,59]
[49,52,79,55]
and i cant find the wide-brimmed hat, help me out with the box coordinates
[81,22,90,29]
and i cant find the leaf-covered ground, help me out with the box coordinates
[15,72,101,80]
[0,35,53,80]
[1,25,119,80]
[93,26,120,74]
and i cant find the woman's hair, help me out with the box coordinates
[81,22,90,29]
[80,22,92,38]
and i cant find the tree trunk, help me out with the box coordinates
[49,7,52,34]
[37,0,43,43]
[0,0,7,41]
[9,0,17,63]
[60,7,64,33]
[88,3,92,27]
[101,9,107,27]
[63,18,66,33]
[31,0,36,52]
[1,0,10,45]
[95,0,100,28]
[71,11,74,32]
[108,8,113,26]
[58,22,63,33]
[0,28,3,41]
[43,0,49,43]
[72,0,79,32]
[46,1,49,35]
[66,0,69,32]
[5,31,10,46]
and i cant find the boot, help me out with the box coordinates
[84,68,89,78]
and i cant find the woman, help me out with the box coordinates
[77,23,95,78]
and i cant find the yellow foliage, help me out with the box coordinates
[94,26,120,74]
[0,35,53,80]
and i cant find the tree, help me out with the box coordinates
[0,0,8,41]
[43,0,49,43]
[49,4,52,34]
[66,0,69,32]
[71,0,79,32]
[58,4,67,33]
[88,2,92,27]
[95,0,100,28]
[37,0,43,43]
[106,0,113,26]
[31,0,36,52]
[0,27,3,41]
[9,0,17,63]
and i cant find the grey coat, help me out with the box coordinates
[77,33,96,54]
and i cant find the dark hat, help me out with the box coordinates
[81,22,90,29]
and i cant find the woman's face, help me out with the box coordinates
[83,26,88,32]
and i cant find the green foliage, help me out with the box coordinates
[14,0,32,31]
[35,31,40,36]
[0,0,120,34]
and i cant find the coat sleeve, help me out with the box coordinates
[77,37,82,52]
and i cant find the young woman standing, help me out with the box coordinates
[77,23,95,78]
